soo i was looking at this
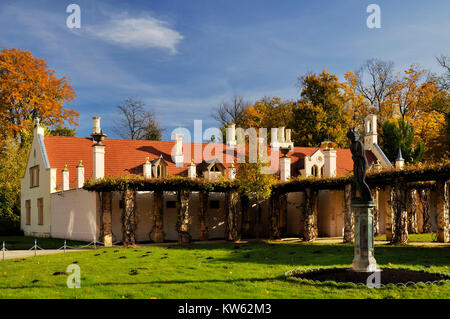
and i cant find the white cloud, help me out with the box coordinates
[87,15,183,54]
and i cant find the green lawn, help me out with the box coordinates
[375,233,437,242]
[0,242,449,299]
[0,236,89,250]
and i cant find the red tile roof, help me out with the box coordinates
[43,136,376,189]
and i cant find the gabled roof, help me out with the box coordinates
[43,136,378,189]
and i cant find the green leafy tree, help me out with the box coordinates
[237,160,276,239]
[291,70,351,147]
[381,118,425,164]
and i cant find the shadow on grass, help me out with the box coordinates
[164,242,450,268]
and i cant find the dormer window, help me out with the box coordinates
[152,156,168,178]
[200,159,226,181]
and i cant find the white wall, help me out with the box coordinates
[50,189,99,241]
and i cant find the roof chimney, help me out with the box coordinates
[62,164,70,191]
[77,160,85,188]
[226,123,237,147]
[173,133,184,167]
[143,157,152,179]
[322,142,337,177]
[188,159,196,179]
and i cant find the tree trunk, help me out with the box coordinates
[420,189,432,233]
[303,187,318,242]
[391,181,408,244]
[199,192,209,241]
[269,193,281,239]
[150,190,164,242]
[384,185,394,241]
[101,192,113,247]
[225,191,241,241]
[407,188,418,234]
[343,184,354,243]
[436,180,450,243]
[122,189,137,247]
[371,187,380,237]
[176,189,191,244]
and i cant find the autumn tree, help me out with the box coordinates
[0,47,78,140]
[113,98,163,140]
[292,70,351,147]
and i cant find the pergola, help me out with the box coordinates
[84,163,450,247]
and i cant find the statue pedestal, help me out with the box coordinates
[352,201,379,272]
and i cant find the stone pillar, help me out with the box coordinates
[199,192,209,241]
[122,189,137,247]
[269,192,281,239]
[176,189,191,244]
[225,191,241,241]
[343,184,354,243]
[420,188,432,233]
[279,193,288,236]
[407,188,418,234]
[101,192,113,247]
[384,185,394,241]
[280,156,291,182]
[391,181,408,244]
[371,187,380,236]
[62,165,69,191]
[352,201,378,272]
[150,190,164,243]
[303,187,318,242]
[436,180,449,243]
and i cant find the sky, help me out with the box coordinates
[0,0,449,140]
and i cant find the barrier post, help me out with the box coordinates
[2,241,5,261]
[64,240,67,253]
[94,236,96,250]
[34,239,37,257]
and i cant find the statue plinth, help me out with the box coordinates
[351,200,379,272]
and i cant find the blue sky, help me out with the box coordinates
[1,0,449,140]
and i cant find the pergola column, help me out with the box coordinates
[150,190,164,242]
[199,191,209,241]
[241,195,251,237]
[303,187,318,242]
[176,188,191,244]
[371,187,380,236]
[384,185,394,241]
[343,184,353,243]
[101,191,113,247]
[420,188,432,233]
[436,180,449,243]
[391,180,408,244]
[269,192,281,239]
[279,193,288,236]
[122,188,137,247]
[225,191,241,241]
[407,188,418,234]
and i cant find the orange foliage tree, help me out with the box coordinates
[0,47,78,140]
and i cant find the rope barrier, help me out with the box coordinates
[1,238,120,261]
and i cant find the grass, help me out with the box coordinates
[0,241,449,299]
[375,233,437,242]
[0,236,89,250]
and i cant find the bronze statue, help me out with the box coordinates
[347,129,373,202]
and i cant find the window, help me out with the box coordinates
[320,166,324,177]
[30,165,39,188]
[311,165,318,177]
[37,198,43,225]
[211,164,221,172]
[25,200,31,225]
[166,201,177,209]
[210,200,220,209]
